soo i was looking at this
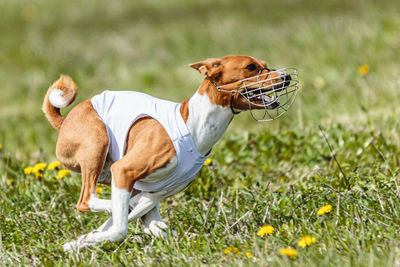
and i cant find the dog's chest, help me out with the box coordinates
[97,156,178,185]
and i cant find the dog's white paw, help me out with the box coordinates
[143,221,175,238]
[63,239,81,252]
[63,232,97,252]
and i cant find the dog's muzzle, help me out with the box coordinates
[213,67,299,121]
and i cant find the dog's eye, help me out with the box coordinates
[246,64,257,71]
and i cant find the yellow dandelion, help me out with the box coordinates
[35,172,44,178]
[224,247,239,254]
[96,187,103,194]
[297,236,317,248]
[32,163,47,173]
[32,163,46,178]
[317,204,332,215]
[245,251,253,258]
[24,166,34,175]
[57,169,70,179]
[357,64,370,76]
[7,179,13,186]
[48,161,61,170]
[257,225,275,237]
[279,248,298,258]
[0,144,2,150]
[204,158,212,166]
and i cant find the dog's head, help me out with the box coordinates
[190,55,298,121]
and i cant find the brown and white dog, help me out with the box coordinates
[42,55,293,251]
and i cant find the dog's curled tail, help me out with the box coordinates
[42,75,77,130]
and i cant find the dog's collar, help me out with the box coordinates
[212,81,241,115]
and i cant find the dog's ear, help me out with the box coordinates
[189,58,222,77]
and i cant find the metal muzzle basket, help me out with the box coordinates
[214,68,299,121]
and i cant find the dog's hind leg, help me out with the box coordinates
[63,174,131,251]
[64,148,158,251]
[142,204,168,238]
[56,100,111,212]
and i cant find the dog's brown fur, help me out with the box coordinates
[43,55,283,212]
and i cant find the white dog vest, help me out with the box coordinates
[91,91,207,192]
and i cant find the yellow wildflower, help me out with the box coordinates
[245,251,253,258]
[0,144,2,150]
[279,248,298,258]
[317,204,332,215]
[57,169,70,179]
[24,166,34,175]
[297,236,316,248]
[204,158,212,166]
[96,187,103,194]
[32,163,46,178]
[224,247,239,255]
[35,172,44,178]
[7,179,13,186]
[357,64,370,76]
[32,163,47,173]
[257,225,275,237]
[48,161,61,170]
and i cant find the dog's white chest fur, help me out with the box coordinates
[186,92,233,155]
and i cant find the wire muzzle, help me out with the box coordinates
[213,67,298,121]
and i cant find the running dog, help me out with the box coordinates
[42,55,298,251]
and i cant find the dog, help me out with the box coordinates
[42,55,298,251]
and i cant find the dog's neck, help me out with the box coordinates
[181,79,234,155]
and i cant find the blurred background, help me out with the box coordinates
[0,0,399,161]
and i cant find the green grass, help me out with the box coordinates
[1,0,400,265]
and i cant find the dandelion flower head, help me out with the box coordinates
[32,163,47,173]
[358,64,370,76]
[257,225,275,237]
[24,166,34,175]
[279,248,298,258]
[48,161,61,170]
[317,204,332,215]
[298,235,316,248]
[57,169,70,179]
[204,158,212,166]
[224,247,239,255]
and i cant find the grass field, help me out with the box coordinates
[1,0,400,265]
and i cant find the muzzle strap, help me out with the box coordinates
[230,91,240,115]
